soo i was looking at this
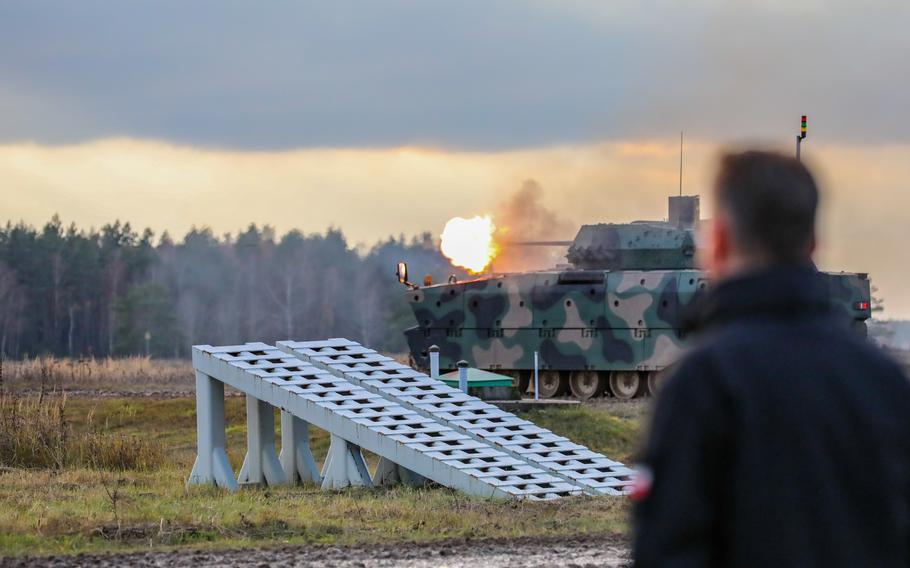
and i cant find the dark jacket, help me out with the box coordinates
[633,265,910,568]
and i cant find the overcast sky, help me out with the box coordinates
[2,0,909,149]
[1,1,908,316]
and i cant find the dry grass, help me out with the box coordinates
[0,393,165,471]
[0,371,647,557]
[0,356,193,392]
[0,358,641,556]
[0,468,630,556]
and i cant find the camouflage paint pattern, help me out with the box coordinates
[404,212,872,375]
[405,268,871,374]
[567,222,697,270]
[407,268,700,373]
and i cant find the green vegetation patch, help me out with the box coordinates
[517,402,647,463]
[0,468,630,556]
[0,396,646,556]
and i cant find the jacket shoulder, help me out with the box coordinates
[683,317,910,397]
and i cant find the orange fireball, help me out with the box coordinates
[440,215,498,273]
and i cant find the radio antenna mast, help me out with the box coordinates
[679,131,684,196]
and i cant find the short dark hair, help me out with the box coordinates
[714,150,818,263]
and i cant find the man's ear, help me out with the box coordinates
[808,233,817,257]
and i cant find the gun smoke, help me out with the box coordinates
[491,180,575,273]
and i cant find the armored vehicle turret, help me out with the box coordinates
[566,196,699,271]
[401,196,872,400]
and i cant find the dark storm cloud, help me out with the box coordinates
[1,0,908,149]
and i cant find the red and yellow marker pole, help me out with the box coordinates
[797,115,807,160]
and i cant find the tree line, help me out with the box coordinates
[0,217,464,359]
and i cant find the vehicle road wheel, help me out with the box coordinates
[509,370,531,394]
[569,370,604,401]
[608,371,640,400]
[645,371,662,397]
[537,370,566,398]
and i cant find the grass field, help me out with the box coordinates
[0,393,647,557]
[0,357,194,392]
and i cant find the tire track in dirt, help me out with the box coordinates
[1,535,631,567]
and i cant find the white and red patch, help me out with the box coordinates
[629,465,653,501]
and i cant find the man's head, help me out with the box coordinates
[704,150,819,280]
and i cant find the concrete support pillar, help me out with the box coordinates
[187,371,238,490]
[429,345,440,379]
[372,456,427,487]
[457,360,469,393]
[279,411,321,484]
[238,395,286,486]
[321,434,372,489]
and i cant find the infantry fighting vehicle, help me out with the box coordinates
[399,196,873,400]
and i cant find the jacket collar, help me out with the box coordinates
[684,263,834,332]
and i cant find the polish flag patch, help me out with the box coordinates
[629,465,653,501]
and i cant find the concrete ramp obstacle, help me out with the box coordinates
[189,343,582,500]
[277,339,635,496]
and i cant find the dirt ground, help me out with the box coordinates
[0,535,631,568]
